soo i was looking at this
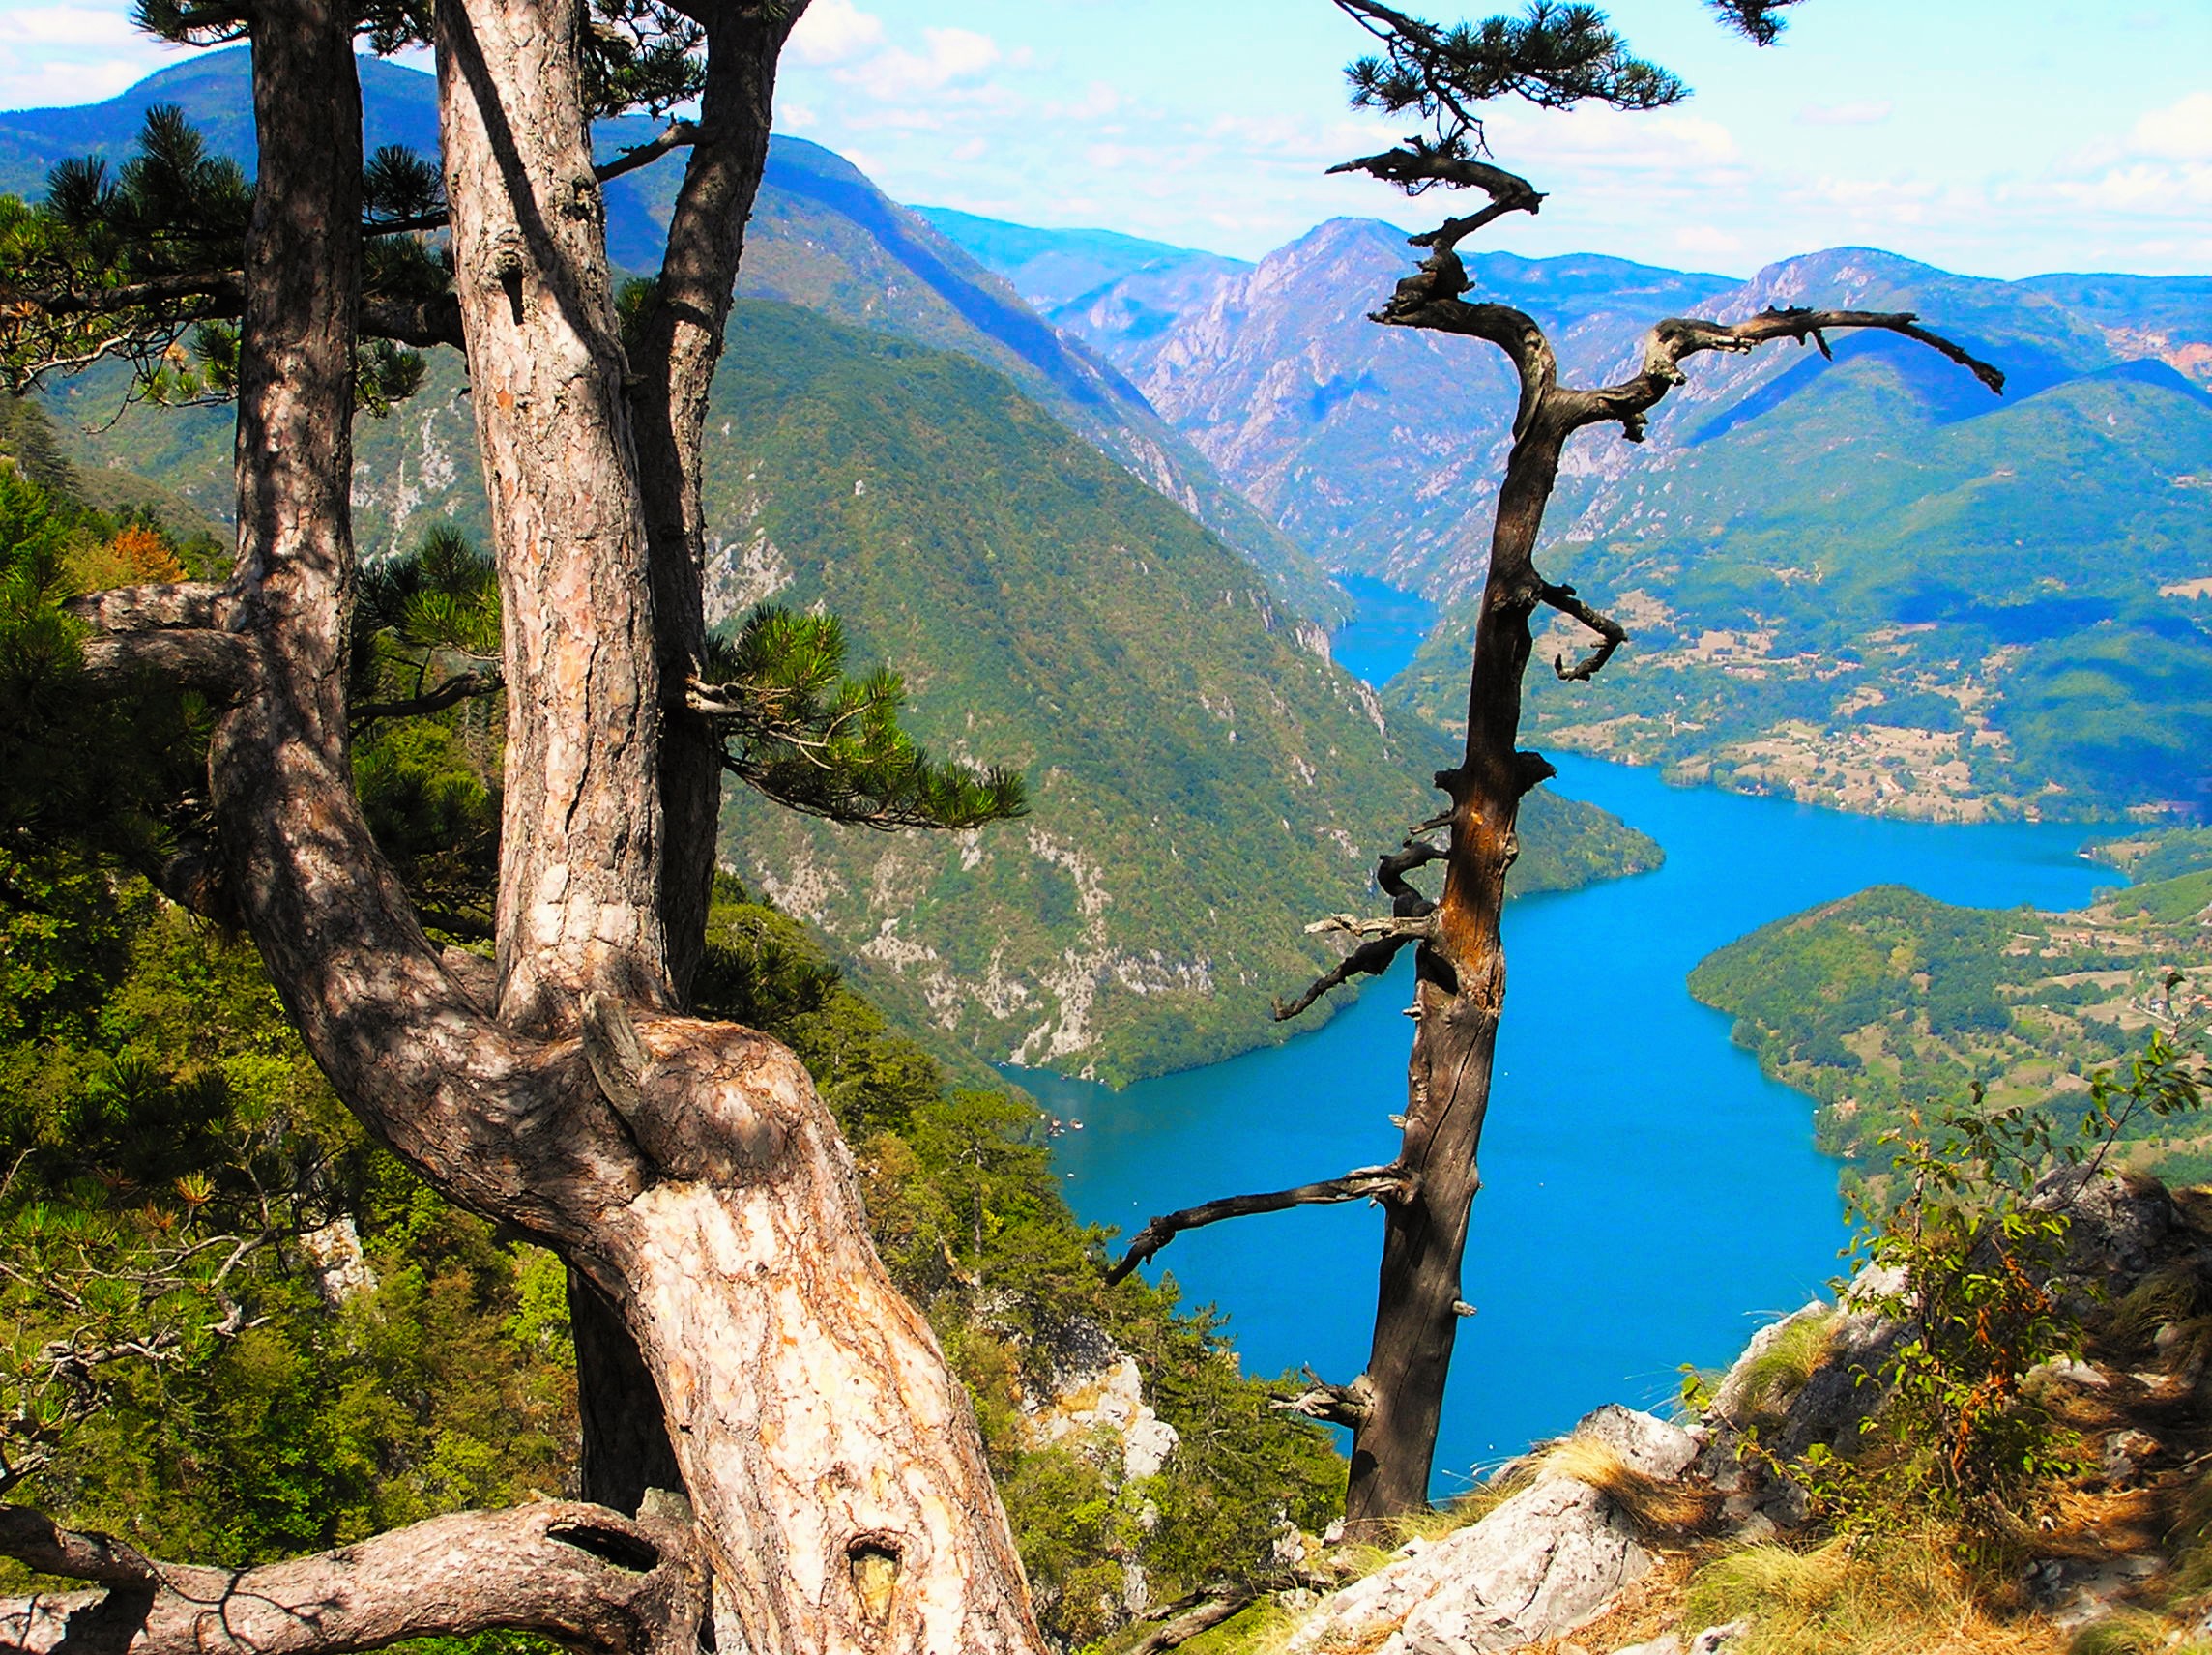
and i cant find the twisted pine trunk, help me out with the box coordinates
[134,4,1050,1651]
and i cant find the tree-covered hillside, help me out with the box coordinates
[1389,250,2212,822]
[700,302,1658,1083]
[1689,851,2212,1181]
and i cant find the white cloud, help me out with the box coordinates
[0,2,178,108]
[832,24,1002,101]
[787,0,885,69]
[1674,225,1745,257]
[0,4,139,47]
[2134,90,2212,160]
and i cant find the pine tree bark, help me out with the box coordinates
[628,3,803,1003]
[95,3,1051,1650]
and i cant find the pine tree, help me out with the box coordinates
[1104,0,2003,1529]
[0,2,1045,1650]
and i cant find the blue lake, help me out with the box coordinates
[1328,573,1438,689]
[1023,579,2120,1492]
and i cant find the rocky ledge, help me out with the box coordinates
[1136,1166,2212,1655]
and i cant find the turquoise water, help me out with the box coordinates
[1329,573,1437,688]
[1023,754,2117,1492]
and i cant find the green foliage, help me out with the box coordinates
[1339,0,1687,165]
[701,604,1028,830]
[0,899,578,1560]
[2090,828,2212,886]
[0,105,248,401]
[1770,1033,2204,1551]
[0,107,436,415]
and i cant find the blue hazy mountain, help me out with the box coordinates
[0,50,1343,622]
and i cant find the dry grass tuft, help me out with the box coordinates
[1734,1312,1842,1417]
[1681,1535,2068,1655]
[1533,1435,1720,1536]
[2112,1264,2212,1350]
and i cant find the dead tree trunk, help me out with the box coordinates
[33,3,1048,1651]
[1109,149,2002,1527]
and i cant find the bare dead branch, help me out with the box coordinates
[1271,1368,1376,1429]
[3,276,459,358]
[1120,1587,1265,1655]
[1372,270,1557,437]
[1275,836,1445,1020]
[1378,836,1446,905]
[1273,935,1414,1020]
[1328,150,1545,245]
[0,1498,703,1655]
[1106,1165,1413,1284]
[3,273,245,320]
[1326,140,1545,259]
[1537,581,1627,682]
[1305,913,1437,944]
[1565,305,2006,441]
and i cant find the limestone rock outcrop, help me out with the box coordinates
[1285,1408,1698,1655]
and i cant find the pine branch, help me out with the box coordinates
[1538,580,1627,681]
[691,606,1027,832]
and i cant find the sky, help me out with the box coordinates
[1,0,2207,278]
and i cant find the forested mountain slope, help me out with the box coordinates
[1397,250,2212,821]
[0,51,1342,621]
[1689,845,2212,1184]
[981,215,2211,824]
[701,303,1656,1082]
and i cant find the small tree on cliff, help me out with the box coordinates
[0,2,1050,1653]
[1105,0,2005,1527]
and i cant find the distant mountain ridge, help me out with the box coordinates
[947,216,2212,823]
[913,208,1246,312]
[0,50,1346,624]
